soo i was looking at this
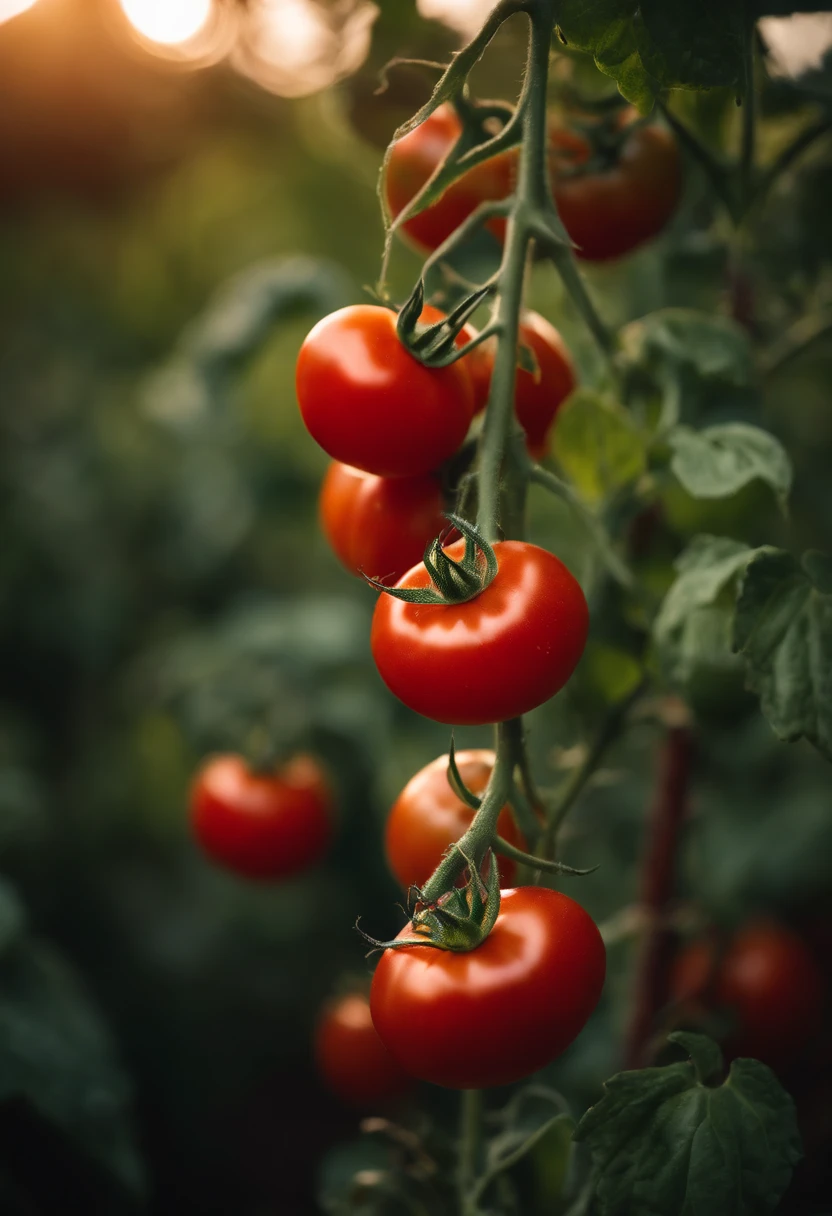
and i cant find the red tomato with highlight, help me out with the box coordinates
[385,104,516,252]
[190,754,332,880]
[296,305,474,478]
[370,887,606,1089]
[314,992,411,1107]
[550,115,681,262]
[386,750,526,890]
[469,311,576,455]
[370,539,588,725]
[670,922,825,1068]
[319,462,446,584]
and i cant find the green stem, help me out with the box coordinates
[458,1088,483,1214]
[761,309,832,376]
[537,680,645,864]
[420,720,517,903]
[752,116,832,211]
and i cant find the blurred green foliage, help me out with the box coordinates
[2,2,832,1214]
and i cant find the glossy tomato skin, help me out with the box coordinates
[314,992,411,1107]
[190,754,332,880]
[385,104,515,252]
[370,887,606,1089]
[386,750,526,890]
[319,462,446,584]
[551,118,681,262]
[371,539,589,725]
[670,922,825,1067]
[470,312,576,454]
[296,305,474,478]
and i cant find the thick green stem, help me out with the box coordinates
[739,17,756,216]
[420,721,517,903]
[458,1088,483,1213]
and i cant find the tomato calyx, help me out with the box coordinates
[360,852,501,954]
[397,280,492,368]
[365,514,497,605]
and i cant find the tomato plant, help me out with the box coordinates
[549,112,681,262]
[319,462,447,583]
[670,922,826,1068]
[190,754,332,880]
[385,103,515,252]
[385,750,526,890]
[295,304,474,477]
[370,887,605,1089]
[314,991,411,1107]
[370,538,588,725]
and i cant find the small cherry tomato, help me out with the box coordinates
[385,104,516,252]
[670,922,825,1068]
[371,539,589,725]
[296,305,474,478]
[319,462,447,584]
[468,311,576,455]
[386,750,526,890]
[190,754,332,880]
[550,114,681,262]
[370,886,606,1089]
[314,991,411,1107]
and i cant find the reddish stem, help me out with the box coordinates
[624,726,694,1069]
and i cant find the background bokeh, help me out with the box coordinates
[2,2,832,1214]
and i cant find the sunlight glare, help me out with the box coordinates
[236,0,377,98]
[119,0,212,46]
[0,0,38,25]
[417,0,496,37]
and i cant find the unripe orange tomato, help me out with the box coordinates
[385,750,526,890]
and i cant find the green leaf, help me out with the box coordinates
[667,423,792,511]
[620,310,754,432]
[733,547,832,759]
[653,537,752,706]
[553,389,646,503]
[474,1086,574,1206]
[654,535,751,645]
[556,1,747,104]
[0,942,144,1194]
[574,1035,802,1216]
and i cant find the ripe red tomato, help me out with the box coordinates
[319,462,446,584]
[467,311,576,455]
[370,886,606,1089]
[314,992,411,1107]
[386,750,526,890]
[370,539,588,725]
[296,305,474,478]
[385,104,515,252]
[550,115,681,262]
[190,754,332,880]
[670,922,825,1068]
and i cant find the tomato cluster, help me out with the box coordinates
[385,103,681,262]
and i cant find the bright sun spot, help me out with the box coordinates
[0,0,38,25]
[119,0,212,46]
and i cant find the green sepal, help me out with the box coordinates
[494,836,598,877]
[398,282,494,367]
[365,514,498,605]
[357,852,502,955]
[447,736,483,810]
